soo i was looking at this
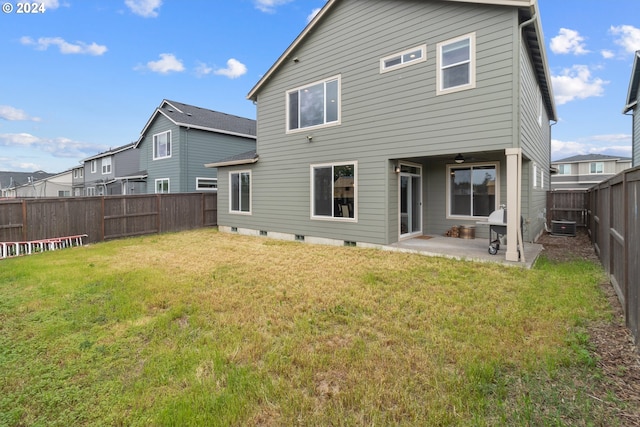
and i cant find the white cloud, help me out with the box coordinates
[125,0,162,18]
[601,50,614,59]
[550,28,589,55]
[0,105,41,122]
[610,25,640,54]
[41,0,61,10]
[307,7,321,23]
[213,58,247,79]
[254,0,292,13]
[195,62,213,77]
[551,65,608,105]
[0,133,105,158]
[20,36,107,56]
[551,136,632,161]
[141,53,185,74]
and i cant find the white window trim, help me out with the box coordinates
[153,130,172,160]
[310,161,358,222]
[436,32,476,96]
[589,162,604,174]
[229,170,252,215]
[102,157,112,175]
[533,164,538,188]
[155,178,170,194]
[196,177,218,191]
[286,74,341,134]
[557,164,573,175]
[91,160,97,174]
[380,45,427,73]
[446,161,499,219]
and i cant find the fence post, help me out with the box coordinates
[21,199,27,241]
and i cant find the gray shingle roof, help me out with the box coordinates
[161,100,256,137]
[0,170,54,189]
[554,154,632,163]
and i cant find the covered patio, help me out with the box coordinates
[385,233,544,269]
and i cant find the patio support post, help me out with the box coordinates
[505,148,522,262]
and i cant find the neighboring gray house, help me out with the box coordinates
[134,100,256,194]
[5,170,72,198]
[0,170,53,198]
[208,0,556,262]
[624,50,640,167]
[71,164,84,197]
[551,154,632,191]
[81,143,143,196]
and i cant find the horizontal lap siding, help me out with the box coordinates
[221,0,517,245]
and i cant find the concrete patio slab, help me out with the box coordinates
[385,234,544,269]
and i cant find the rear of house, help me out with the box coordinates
[211,0,556,262]
[624,50,640,167]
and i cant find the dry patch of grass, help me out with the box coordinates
[0,229,619,425]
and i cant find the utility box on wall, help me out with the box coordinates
[551,220,577,237]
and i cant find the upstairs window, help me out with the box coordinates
[590,162,604,174]
[437,33,476,95]
[287,76,340,132]
[380,45,426,73]
[153,130,171,160]
[102,157,112,174]
[557,164,572,175]
[91,160,97,173]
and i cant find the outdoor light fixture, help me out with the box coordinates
[454,153,464,164]
[307,135,313,142]
[394,165,401,173]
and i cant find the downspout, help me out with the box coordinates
[512,8,538,263]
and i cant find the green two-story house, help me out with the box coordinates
[209,0,557,263]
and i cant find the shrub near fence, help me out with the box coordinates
[588,166,640,347]
[0,193,217,244]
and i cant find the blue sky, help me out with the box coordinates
[0,0,639,173]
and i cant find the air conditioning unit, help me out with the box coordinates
[551,220,576,237]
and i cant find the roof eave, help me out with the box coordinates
[204,156,259,169]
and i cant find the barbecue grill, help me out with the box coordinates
[476,207,523,256]
[485,208,507,255]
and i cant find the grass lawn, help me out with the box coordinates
[0,228,624,425]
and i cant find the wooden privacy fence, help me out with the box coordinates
[588,166,640,347]
[0,192,217,245]
[547,190,589,226]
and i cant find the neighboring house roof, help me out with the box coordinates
[246,0,556,121]
[134,100,257,146]
[83,142,135,162]
[553,154,632,163]
[0,170,54,189]
[204,150,259,168]
[624,50,640,114]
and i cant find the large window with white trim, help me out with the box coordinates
[153,130,171,160]
[590,162,604,174]
[448,163,497,218]
[437,33,476,95]
[287,76,340,132]
[196,177,218,191]
[557,164,572,175]
[311,162,356,220]
[230,171,251,214]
